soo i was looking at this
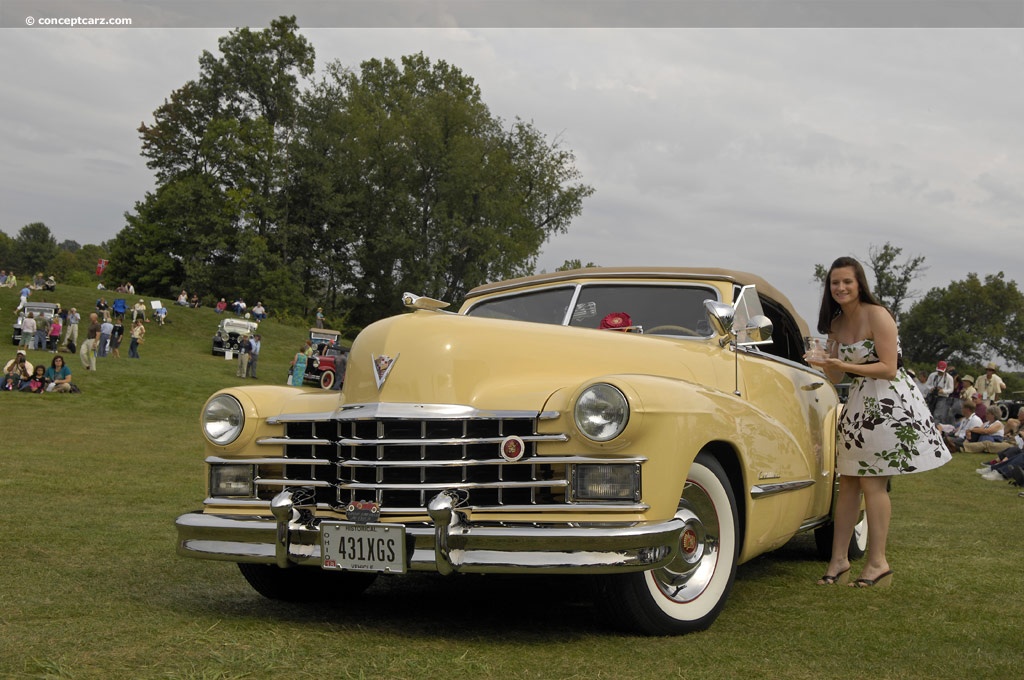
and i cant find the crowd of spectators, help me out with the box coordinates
[920,358,1024,490]
[5,276,330,397]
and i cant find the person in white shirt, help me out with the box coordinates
[943,402,984,452]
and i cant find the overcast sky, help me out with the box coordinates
[2,2,1023,324]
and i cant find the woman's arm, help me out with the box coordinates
[812,306,899,382]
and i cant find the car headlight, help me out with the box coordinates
[203,395,244,445]
[209,464,255,497]
[572,464,641,501]
[574,383,629,441]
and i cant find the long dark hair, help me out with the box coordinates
[816,256,885,334]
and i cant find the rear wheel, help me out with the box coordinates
[319,370,336,390]
[237,563,376,602]
[596,452,739,635]
[814,513,868,561]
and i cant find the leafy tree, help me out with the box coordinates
[114,15,315,302]
[14,222,59,275]
[900,272,1024,366]
[115,20,592,328]
[58,239,82,253]
[812,242,926,321]
[294,53,594,325]
[556,259,597,271]
[0,230,13,270]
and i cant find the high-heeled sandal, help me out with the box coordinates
[817,567,850,585]
[850,569,893,588]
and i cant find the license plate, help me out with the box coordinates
[320,521,406,573]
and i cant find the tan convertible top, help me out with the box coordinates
[465,267,810,336]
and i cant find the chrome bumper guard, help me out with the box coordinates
[175,489,683,575]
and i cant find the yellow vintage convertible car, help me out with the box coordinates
[176,267,864,635]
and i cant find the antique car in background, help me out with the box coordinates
[12,301,60,345]
[211,318,259,356]
[176,267,861,635]
[288,328,349,390]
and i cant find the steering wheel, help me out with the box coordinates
[646,325,700,336]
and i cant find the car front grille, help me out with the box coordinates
[248,405,578,515]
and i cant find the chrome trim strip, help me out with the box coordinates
[256,438,333,447]
[340,479,569,491]
[208,455,333,466]
[201,497,650,513]
[256,479,333,488]
[335,403,556,421]
[749,479,815,498]
[797,516,831,533]
[339,455,646,468]
[336,434,569,447]
[268,405,559,423]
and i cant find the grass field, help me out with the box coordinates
[1,283,1023,679]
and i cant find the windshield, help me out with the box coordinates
[466,283,718,336]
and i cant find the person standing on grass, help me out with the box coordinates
[236,334,252,378]
[247,334,261,379]
[79,313,101,371]
[807,257,951,588]
[64,308,80,349]
[109,318,124,359]
[19,312,36,349]
[48,314,62,352]
[128,319,145,359]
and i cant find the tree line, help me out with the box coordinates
[102,16,593,332]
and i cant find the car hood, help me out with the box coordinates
[338,310,725,412]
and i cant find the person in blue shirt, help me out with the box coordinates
[44,355,72,393]
[247,335,261,379]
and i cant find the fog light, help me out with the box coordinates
[573,464,640,501]
[210,464,255,497]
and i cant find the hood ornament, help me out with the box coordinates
[372,353,399,390]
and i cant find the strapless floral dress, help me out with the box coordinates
[836,339,951,476]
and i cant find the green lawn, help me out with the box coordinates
[1,284,1022,679]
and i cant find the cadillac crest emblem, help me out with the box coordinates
[500,435,526,462]
[372,353,399,390]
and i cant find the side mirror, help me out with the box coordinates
[703,300,735,338]
[742,315,774,344]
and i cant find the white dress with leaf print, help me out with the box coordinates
[837,339,951,476]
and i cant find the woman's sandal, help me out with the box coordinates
[817,567,850,586]
[850,569,893,588]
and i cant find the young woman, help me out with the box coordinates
[44,355,72,392]
[808,257,951,587]
[129,319,146,359]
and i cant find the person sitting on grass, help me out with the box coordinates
[20,365,46,393]
[44,355,72,393]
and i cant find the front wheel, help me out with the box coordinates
[237,563,377,602]
[319,370,336,390]
[596,452,739,635]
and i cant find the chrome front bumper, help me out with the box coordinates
[175,490,684,575]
